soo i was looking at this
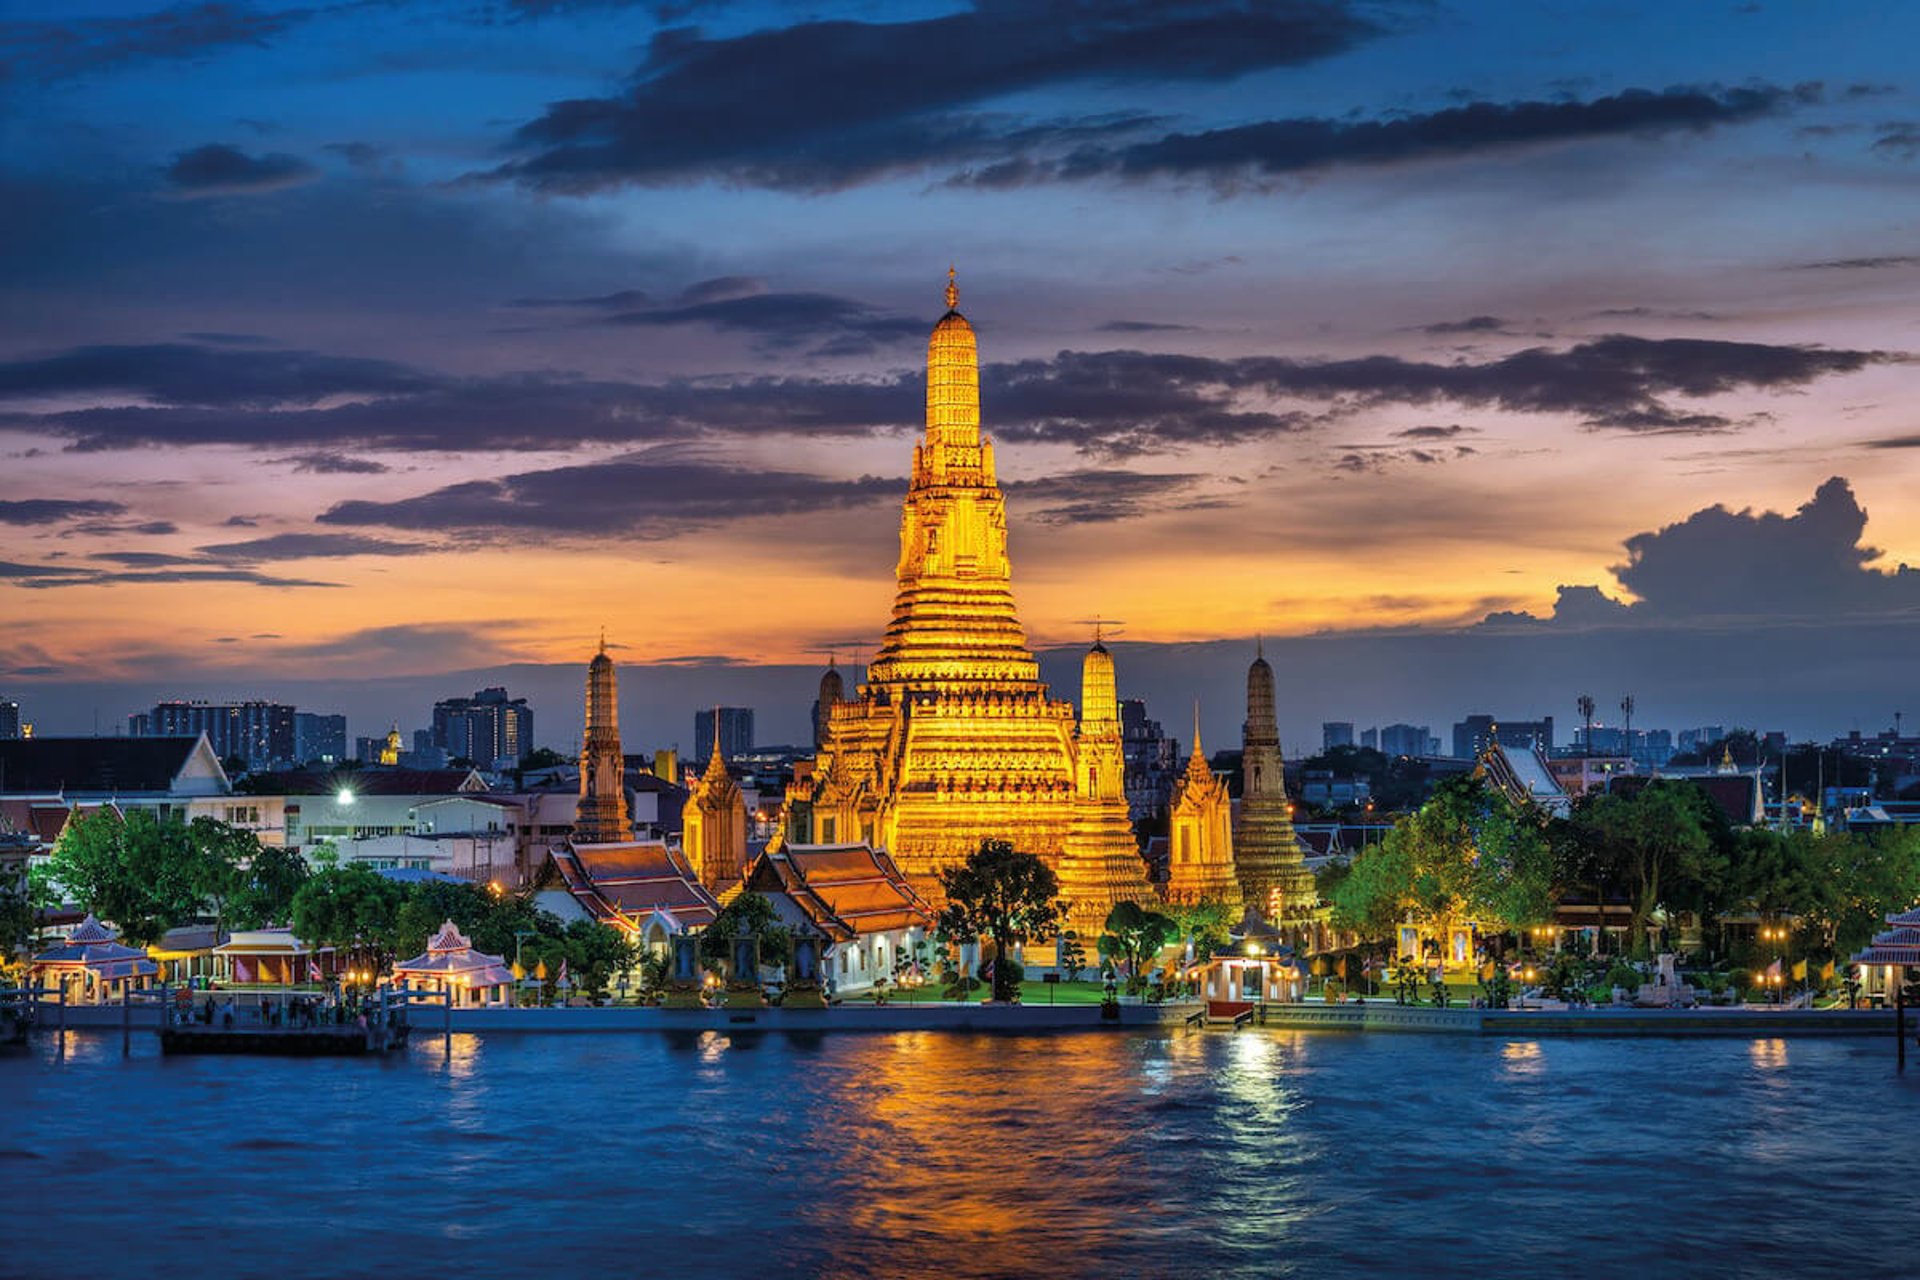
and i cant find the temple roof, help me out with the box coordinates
[554,841,720,930]
[395,921,510,983]
[743,842,934,942]
[31,914,159,978]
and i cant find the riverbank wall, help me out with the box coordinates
[29,1000,1901,1038]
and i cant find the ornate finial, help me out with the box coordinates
[598,627,607,656]
[1256,634,1264,660]
[1092,616,1103,646]
[944,264,958,311]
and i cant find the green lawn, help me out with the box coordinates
[848,979,1114,1005]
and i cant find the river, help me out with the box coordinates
[4,1028,1914,1278]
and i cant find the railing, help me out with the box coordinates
[1231,1008,1256,1030]
[1184,1008,1207,1031]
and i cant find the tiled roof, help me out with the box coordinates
[743,843,933,942]
[0,737,207,794]
[262,767,487,796]
[553,841,720,929]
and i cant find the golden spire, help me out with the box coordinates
[944,264,958,312]
[598,626,607,656]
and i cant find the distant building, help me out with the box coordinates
[293,712,346,764]
[693,707,754,763]
[0,698,19,740]
[129,700,295,770]
[1678,726,1727,753]
[1451,714,1553,760]
[1120,698,1176,820]
[431,687,532,769]
[1359,726,1378,751]
[1322,722,1355,751]
[1570,725,1675,767]
[1378,723,1431,758]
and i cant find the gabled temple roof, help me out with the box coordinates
[394,919,512,985]
[30,914,159,979]
[743,842,933,942]
[553,841,720,930]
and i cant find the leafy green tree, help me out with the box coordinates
[1097,900,1178,987]
[47,808,205,946]
[936,838,1064,1003]
[1570,780,1730,952]
[290,863,406,973]
[229,844,311,930]
[185,816,254,933]
[698,891,792,969]
[1167,898,1234,961]
[1331,776,1552,947]
[1057,932,1088,982]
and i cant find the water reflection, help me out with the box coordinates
[4,1030,1915,1279]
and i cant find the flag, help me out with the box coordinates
[1766,958,1783,979]
[308,958,322,983]
[1821,960,1836,982]
[1791,959,1808,982]
[557,959,569,984]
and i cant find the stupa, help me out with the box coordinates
[1235,643,1319,932]
[788,270,1153,919]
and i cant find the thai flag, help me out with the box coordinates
[308,958,322,983]
[557,958,569,984]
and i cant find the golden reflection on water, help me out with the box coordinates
[1500,1040,1544,1077]
[792,1032,1313,1274]
[1749,1038,1789,1073]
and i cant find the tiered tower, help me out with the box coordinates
[575,639,630,843]
[790,270,1096,902]
[1235,642,1317,927]
[1164,716,1242,908]
[812,659,844,749]
[683,712,749,891]
[1057,635,1158,935]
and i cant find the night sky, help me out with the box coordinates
[4,1,1918,750]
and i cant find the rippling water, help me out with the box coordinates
[5,1028,1915,1278]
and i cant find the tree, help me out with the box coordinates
[289,864,406,974]
[1167,898,1234,961]
[520,747,567,770]
[1058,932,1088,983]
[229,844,311,930]
[46,808,205,946]
[698,891,792,970]
[1097,900,1178,988]
[185,816,254,934]
[1569,780,1729,952]
[1329,775,1552,949]
[937,838,1064,1003]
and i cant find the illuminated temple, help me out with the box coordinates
[784,272,1156,933]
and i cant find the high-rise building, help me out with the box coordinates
[293,712,346,764]
[693,707,754,763]
[1120,698,1176,820]
[431,687,533,769]
[1360,726,1379,751]
[0,698,19,741]
[129,700,295,769]
[1378,723,1431,758]
[1452,714,1554,760]
[1322,722,1355,751]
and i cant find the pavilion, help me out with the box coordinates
[29,915,159,1005]
[393,920,514,1007]
[1851,906,1920,1004]
[213,928,331,986]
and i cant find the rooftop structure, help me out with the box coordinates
[0,735,228,800]
[393,920,514,1006]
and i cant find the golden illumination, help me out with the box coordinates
[786,271,1154,931]
[1236,644,1318,929]
[1165,718,1241,909]
[684,714,749,891]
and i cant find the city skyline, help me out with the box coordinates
[4,1,1918,741]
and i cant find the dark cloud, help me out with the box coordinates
[598,280,923,356]
[0,342,431,408]
[5,334,1892,458]
[0,499,126,525]
[63,519,178,537]
[196,532,436,561]
[1871,123,1920,159]
[1483,477,1920,630]
[1096,320,1196,333]
[317,454,901,539]
[1002,469,1206,524]
[277,451,390,474]
[488,1,1380,192]
[1789,254,1920,271]
[88,551,204,568]
[1393,424,1472,439]
[162,144,320,197]
[0,557,334,590]
[1421,315,1507,335]
[965,84,1808,188]
[221,515,260,527]
[0,2,309,83]
[1862,433,1920,450]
